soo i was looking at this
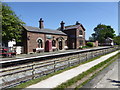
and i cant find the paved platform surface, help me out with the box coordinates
[83,56,119,88]
[1,46,111,64]
[26,50,119,88]
[1,47,100,61]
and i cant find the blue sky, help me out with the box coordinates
[6,2,118,39]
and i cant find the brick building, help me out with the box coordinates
[59,21,86,49]
[22,18,85,54]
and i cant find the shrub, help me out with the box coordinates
[79,46,90,49]
[82,46,89,48]
[86,42,93,47]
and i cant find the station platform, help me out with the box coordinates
[0,46,112,64]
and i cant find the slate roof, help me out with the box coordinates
[57,24,85,31]
[65,25,80,30]
[23,26,67,35]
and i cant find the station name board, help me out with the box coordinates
[46,35,52,39]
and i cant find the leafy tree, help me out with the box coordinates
[113,36,120,45]
[90,24,115,43]
[89,36,94,42]
[2,3,25,46]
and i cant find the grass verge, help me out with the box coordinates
[53,52,120,89]
[13,50,118,89]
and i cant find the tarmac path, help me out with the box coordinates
[26,50,119,88]
[82,54,120,88]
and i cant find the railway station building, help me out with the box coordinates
[22,18,86,54]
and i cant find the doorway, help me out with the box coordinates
[45,40,52,52]
[59,40,62,50]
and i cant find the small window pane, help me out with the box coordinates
[52,40,56,47]
[79,40,83,45]
[79,30,83,35]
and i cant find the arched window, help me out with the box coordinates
[52,40,56,47]
[79,30,83,35]
[37,39,43,48]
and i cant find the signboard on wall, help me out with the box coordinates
[46,35,52,39]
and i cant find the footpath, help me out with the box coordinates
[26,50,119,88]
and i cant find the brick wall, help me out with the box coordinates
[27,32,45,53]
[76,26,85,48]
[63,29,76,49]
[24,31,67,53]
[63,25,85,49]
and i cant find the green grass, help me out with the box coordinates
[13,50,118,89]
[53,52,120,89]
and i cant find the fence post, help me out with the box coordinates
[32,61,35,79]
[68,56,70,67]
[78,54,81,64]
[54,60,56,72]
[91,51,94,59]
[86,53,88,61]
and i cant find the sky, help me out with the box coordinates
[118,2,120,36]
[3,0,120,2]
[5,2,118,40]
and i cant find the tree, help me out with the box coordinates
[89,36,94,42]
[2,3,25,46]
[90,24,115,44]
[113,36,120,45]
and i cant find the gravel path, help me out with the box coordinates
[26,50,119,88]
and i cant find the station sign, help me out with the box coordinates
[46,35,52,39]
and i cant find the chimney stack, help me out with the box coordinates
[76,21,80,25]
[60,21,65,31]
[39,18,44,29]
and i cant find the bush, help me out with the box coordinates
[82,46,89,48]
[86,42,93,47]
[79,46,90,49]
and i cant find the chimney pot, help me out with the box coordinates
[76,21,80,25]
[60,21,65,31]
